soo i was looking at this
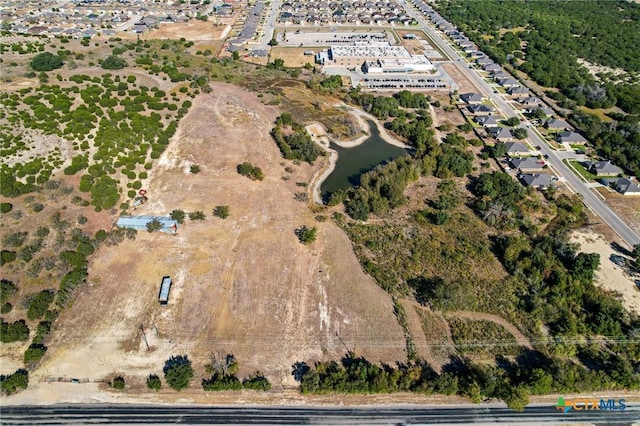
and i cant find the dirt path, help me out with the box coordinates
[442,311,533,350]
[399,299,439,368]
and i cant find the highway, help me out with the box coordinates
[2,403,639,425]
[401,1,640,247]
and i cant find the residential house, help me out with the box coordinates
[521,173,553,189]
[556,131,587,144]
[508,86,529,97]
[484,63,502,72]
[519,97,542,107]
[504,141,531,157]
[487,127,513,142]
[615,178,640,196]
[545,119,570,131]
[474,115,499,126]
[468,104,494,116]
[498,78,520,88]
[510,157,544,173]
[460,92,483,105]
[589,161,623,177]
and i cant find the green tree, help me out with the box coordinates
[242,373,271,391]
[170,210,186,224]
[213,205,230,219]
[295,226,317,245]
[0,202,12,213]
[146,218,163,233]
[101,55,127,70]
[512,128,528,139]
[163,355,194,391]
[24,343,47,363]
[188,211,206,221]
[504,117,521,127]
[30,52,63,71]
[0,369,29,395]
[146,374,162,390]
[26,290,55,321]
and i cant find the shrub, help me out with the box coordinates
[0,279,18,304]
[26,290,55,320]
[0,202,12,213]
[295,225,317,245]
[0,251,17,266]
[0,319,30,343]
[242,373,271,391]
[170,210,186,224]
[213,205,229,219]
[237,162,264,181]
[188,211,206,221]
[189,164,201,174]
[163,355,194,391]
[101,55,127,70]
[112,376,125,389]
[0,369,29,395]
[1,303,12,314]
[30,52,63,71]
[146,218,163,233]
[146,374,162,390]
[24,343,47,363]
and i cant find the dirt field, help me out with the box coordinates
[143,21,232,41]
[17,82,406,404]
[270,47,321,68]
[570,230,640,314]
[442,63,483,95]
[596,187,640,235]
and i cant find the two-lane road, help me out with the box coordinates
[401,0,639,247]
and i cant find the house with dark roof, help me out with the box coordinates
[468,104,494,116]
[545,119,570,131]
[474,115,499,127]
[521,173,552,188]
[556,131,587,144]
[589,161,623,177]
[460,92,483,105]
[484,63,502,72]
[510,157,544,173]
[508,86,529,97]
[504,141,530,157]
[615,178,640,196]
[498,78,520,88]
[487,127,513,142]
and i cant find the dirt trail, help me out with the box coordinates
[442,311,533,349]
[399,299,438,366]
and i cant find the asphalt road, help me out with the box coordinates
[401,1,640,247]
[2,404,639,425]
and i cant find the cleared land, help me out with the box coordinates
[442,63,482,95]
[270,47,321,68]
[28,82,405,402]
[143,21,232,41]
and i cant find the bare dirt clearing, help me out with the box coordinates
[270,47,321,68]
[22,82,405,404]
[570,230,640,314]
[144,21,231,41]
[442,63,482,95]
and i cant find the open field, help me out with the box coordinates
[143,21,232,41]
[270,47,322,68]
[19,82,406,403]
[596,187,640,235]
[441,63,481,94]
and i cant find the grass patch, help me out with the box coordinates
[447,317,521,357]
[565,159,597,181]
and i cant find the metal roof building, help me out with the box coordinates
[116,216,178,234]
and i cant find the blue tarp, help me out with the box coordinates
[116,216,178,233]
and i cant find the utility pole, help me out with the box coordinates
[140,324,149,350]
[335,331,351,353]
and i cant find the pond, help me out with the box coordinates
[320,119,409,202]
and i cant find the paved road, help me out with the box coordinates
[2,403,639,425]
[401,1,640,247]
[252,0,281,52]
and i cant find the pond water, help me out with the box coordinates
[320,119,409,202]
